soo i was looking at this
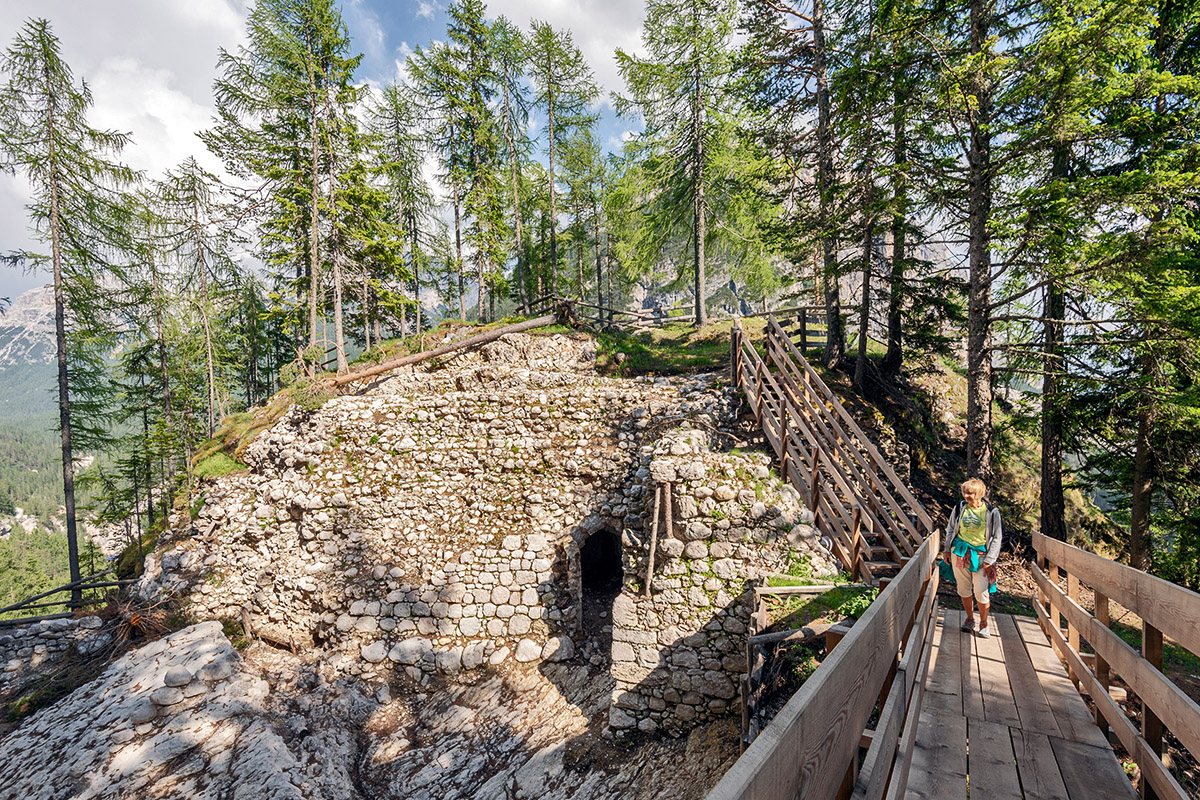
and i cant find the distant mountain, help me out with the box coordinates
[0,286,56,367]
[0,287,56,421]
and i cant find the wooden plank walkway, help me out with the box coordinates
[905,609,1136,800]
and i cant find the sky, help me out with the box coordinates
[0,0,646,302]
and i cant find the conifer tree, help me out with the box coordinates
[528,21,598,301]
[0,18,138,605]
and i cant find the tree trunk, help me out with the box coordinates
[191,206,218,438]
[47,142,81,607]
[1040,146,1069,541]
[814,0,841,365]
[854,211,872,392]
[1040,279,1067,541]
[503,81,528,316]
[307,63,322,350]
[965,0,995,483]
[594,198,603,315]
[1129,352,1156,570]
[472,144,487,324]
[452,173,466,321]
[883,66,907,377]
[548,97,558,300]
[410,215,422,333]
[693,58,708,328]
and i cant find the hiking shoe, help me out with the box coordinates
[978,625,991,638]
[961,618,975,633]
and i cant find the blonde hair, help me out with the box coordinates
[961,478,987,500]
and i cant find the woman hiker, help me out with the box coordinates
[942,478,1002,637]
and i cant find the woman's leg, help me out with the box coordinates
[953,561,976,627]
[974,569,991,633]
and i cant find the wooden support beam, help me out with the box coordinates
[644,484,662,598]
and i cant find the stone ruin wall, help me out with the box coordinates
[3,333,838,737]
[0,615,111,699]
[606,430,831,734]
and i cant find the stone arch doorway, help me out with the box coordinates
[577,528,623,665]
[580,528,623,593]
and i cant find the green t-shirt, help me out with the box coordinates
[958,502,988,547]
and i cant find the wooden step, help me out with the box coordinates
[865,560,902,572]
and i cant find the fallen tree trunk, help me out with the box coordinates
[325,312,559,388]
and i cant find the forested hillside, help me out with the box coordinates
[0,0,1196,603]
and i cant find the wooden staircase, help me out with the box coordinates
[730,316,934,584]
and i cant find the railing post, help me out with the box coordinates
[800,307,808,352]
[731,323,742,390]
[1067,570,1081,686]
[755,359,765,422]
[780,399,790,480]
[1094,588,1111,736]
[1141,621,1164,800]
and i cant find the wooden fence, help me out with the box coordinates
[708,537,939,800]
[0,567,135,627]
[731,316,933,581]
[1031,531,1200,800]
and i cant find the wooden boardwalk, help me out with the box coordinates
[907,609,1136,800]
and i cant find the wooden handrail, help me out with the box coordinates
[707,538,938,800]
[1031,531,1197,800]
[1032,531,1200,656]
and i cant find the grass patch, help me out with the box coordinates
[595,318,765,376]
[194,451,244,481]
[763,585,879,632]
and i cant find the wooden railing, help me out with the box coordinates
[1031,531,1200,800]
[708,537,939,800]
[731,316,933,581]
[0,567,135,627]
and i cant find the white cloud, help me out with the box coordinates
[0,1,248,297]
[89,58,225,179]
[416,1,440,21]
[488,0,647,105]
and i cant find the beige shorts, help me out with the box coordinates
[953,560,990,606]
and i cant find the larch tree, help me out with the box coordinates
[0,18,138,605]
[527,20,598,301]
[367,82,435,335]
[491,16,532,314]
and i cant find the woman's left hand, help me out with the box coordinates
[984,563,997,583]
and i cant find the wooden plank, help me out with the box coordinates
[1033,531,1200,658]
[768,341,921,554]
[1011,614,1110,749]
[974,614,1022,728]
[1012,730,1070,800]
[1049,736,1138,800]
[767,318,934,532]
[995,614,1063,738]
[903,705,967,799]
[966,719,1022,800]
[1030,562,1200,759]
[706,539,937,800]
[884,596,938,800]
[853,578,938,800]
[1033,601,1189,800]
[923,609,964,713]
[958,609,986,722]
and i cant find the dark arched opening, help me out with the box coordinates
[580,528,623,592]
[578,528,623,665]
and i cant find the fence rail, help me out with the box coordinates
[0,567,136,627]
[709,537,938,800]
[1031,531,1199,800]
